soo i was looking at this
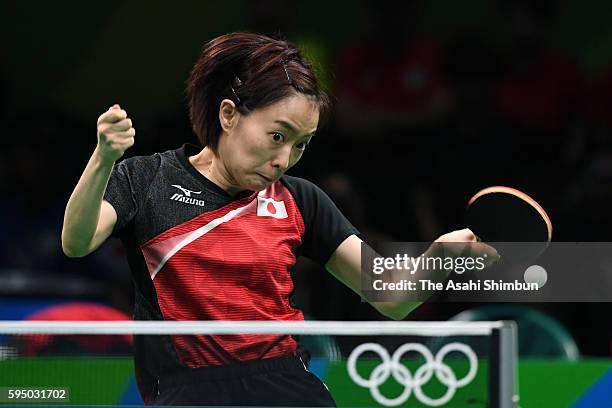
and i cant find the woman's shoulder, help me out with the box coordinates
[115,147,180,173]
[111,150,170,188]
[280,174,319,192]
[280,175,331,203]
[117,151,159,165]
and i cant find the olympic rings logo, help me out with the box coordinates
[347,342,478,407]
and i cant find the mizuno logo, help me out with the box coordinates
[172,185,201,197]
[170,185,205,207]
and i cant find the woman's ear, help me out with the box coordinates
[219,99,238,131]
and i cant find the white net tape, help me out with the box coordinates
[0,320,505,336]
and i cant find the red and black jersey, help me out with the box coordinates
[103,144,358,402]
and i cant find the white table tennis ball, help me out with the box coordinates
[523,265,548,288]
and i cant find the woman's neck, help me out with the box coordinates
[188,147,245,196]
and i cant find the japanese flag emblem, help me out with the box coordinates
[257,196,288,219]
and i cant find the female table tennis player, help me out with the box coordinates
[61,32,494,406]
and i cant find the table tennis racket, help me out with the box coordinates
[466,186,552,260]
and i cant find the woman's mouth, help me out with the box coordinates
[256,173,274,182]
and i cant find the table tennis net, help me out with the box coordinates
[0,320,518,407]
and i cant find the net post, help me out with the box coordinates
[489,320,519,408]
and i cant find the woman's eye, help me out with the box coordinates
[272,132,284,143]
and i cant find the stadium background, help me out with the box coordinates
[1,0,612,406]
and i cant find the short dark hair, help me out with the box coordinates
[186,32,330,152]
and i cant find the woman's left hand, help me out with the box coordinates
[432,228,500,266]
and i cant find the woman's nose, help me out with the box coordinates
[271,146,292,170]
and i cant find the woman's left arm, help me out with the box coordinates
[325,234,421,320]
[325,230,499,320]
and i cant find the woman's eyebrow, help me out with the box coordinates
[274,120,315,138]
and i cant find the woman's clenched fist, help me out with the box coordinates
[96,104,135,163]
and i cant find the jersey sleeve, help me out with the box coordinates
[103,154,161,236]
[282,176,359,266]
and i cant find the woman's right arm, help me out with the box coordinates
[61,104,135,257]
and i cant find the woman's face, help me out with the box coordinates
[217,93,319,192]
